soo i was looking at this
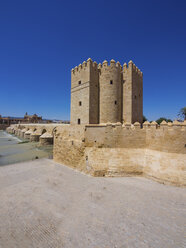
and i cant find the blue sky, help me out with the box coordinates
[0,0,185,121]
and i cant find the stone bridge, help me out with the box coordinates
[6,124,67,145]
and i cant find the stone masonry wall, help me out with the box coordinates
[85,122,186,154]
[84,121,186,185]
[53,125,86,171]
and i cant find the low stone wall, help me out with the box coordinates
[84,147,144,176]
[143,149,186,185]
[83,147,186,186]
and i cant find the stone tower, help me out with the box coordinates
[70,58,143,125]
[71,58,99,125]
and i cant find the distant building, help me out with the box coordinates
[0,113,42,126]
[23,112,42,123]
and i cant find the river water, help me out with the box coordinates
[0,131,53,166]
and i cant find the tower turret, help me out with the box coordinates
[122,61,143,124]
[99,60,122,123]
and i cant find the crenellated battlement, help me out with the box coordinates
[85,120,186,131]
[122,60,143,78]
[99,59,122,71]
[71,58,143,74]
[71,58,100,76]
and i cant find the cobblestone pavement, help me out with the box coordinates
[0,159,185,248]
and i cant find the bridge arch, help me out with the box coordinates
[41,129,47,134]
[52,127,57,136]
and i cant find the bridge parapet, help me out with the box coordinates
[7,123,67,145]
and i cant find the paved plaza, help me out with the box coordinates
[0,159,185,248]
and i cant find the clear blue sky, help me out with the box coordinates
[0,0,185,121]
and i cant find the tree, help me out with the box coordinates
[143,115,147,122]
[178,107,186,120]
[167,119,173,123]
[156,117,172,125]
